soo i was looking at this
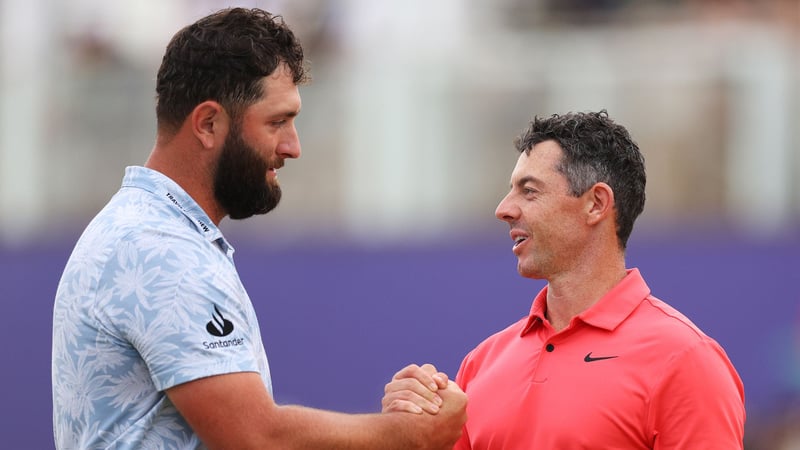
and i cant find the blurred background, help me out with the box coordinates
[1,0,798,448]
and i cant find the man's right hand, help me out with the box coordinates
[382,363,468,449]
[383,363,449,414]
[429,379,468,447]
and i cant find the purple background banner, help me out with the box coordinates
[2,228,798,448]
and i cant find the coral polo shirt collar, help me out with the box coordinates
[521,268,651,336]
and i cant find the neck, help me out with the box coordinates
[145,132,225,225]
[544,256,627,332]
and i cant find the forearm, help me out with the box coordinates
[169,371,464,450]
[261,405,428,450]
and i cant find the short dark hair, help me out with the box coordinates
[155,8,308,132]
[514,110,646,249]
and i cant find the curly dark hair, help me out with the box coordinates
[155,8,308,132]
[514,110,646,249]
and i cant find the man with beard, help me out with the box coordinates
[52,8,466,450]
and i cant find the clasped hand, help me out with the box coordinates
[382,363,467,415]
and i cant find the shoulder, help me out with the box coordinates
[65,188,228,306]
[627,295,714,348]
[630,296,742,391]
[94,187,209,258]
[613,295,740,386]
[642,300,745,445]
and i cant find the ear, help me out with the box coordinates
[585,182,615,226]
[190,101,229,150]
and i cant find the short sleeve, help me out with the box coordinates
[94,231,262,392]
[649,338,746,449]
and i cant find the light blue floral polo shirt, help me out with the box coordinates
[52,166,271,449]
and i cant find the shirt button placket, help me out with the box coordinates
[532,342,555,383]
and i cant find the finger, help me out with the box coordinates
[444,379,465,393]
[419,364,450,390]
[382,390,441,414]
[391,364,420,380]
[383,377,444,414]
[438,381,467,408]
[393,364,440,392]
[419,363,437,375]
[384,378,443,404]
[382,398,424,414]
[437,381,468,420]
[432,371,449,389]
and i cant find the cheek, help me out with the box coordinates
[253,142,279,165]
[530,206,580,246]
[552,213,590,257]
[244,129,276,152]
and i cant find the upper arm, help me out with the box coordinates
[650,340,745,449]
[167,371,278,449]
[101,233,267,393]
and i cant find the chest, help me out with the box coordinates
[462,332,663,449]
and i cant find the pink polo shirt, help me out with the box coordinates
[454,269,745,449]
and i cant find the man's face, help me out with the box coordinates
[214,122,282,219]
[213,65,302,220]
[495,140,589,280]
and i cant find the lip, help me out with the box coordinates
[509,229,529,255]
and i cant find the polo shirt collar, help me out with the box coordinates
[121,166,234,257]
[521,268,651,335]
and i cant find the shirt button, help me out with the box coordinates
[546,343,554,352]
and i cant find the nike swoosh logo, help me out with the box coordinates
[584,352,618,362]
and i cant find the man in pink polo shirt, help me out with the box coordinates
[384,110,745,448]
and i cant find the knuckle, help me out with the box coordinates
[389,399,407,411]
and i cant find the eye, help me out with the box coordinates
[270,120,287,127]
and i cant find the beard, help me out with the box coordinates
[213,124,282,220]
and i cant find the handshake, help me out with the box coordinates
[380,364,468,450]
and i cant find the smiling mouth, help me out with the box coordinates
[513,236,527,248]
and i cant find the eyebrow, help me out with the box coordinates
[511,175,544,189]
[278,109,300,119]
[265,110,299,123]
[270,103,301,119]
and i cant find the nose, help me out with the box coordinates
[276,123,301,159]
[495,192,518,223]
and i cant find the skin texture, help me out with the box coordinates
[149,66,466,449]
[494,141,626,331]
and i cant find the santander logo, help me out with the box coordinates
[206,305,234,337]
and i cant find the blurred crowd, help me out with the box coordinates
[0,0,797,244]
